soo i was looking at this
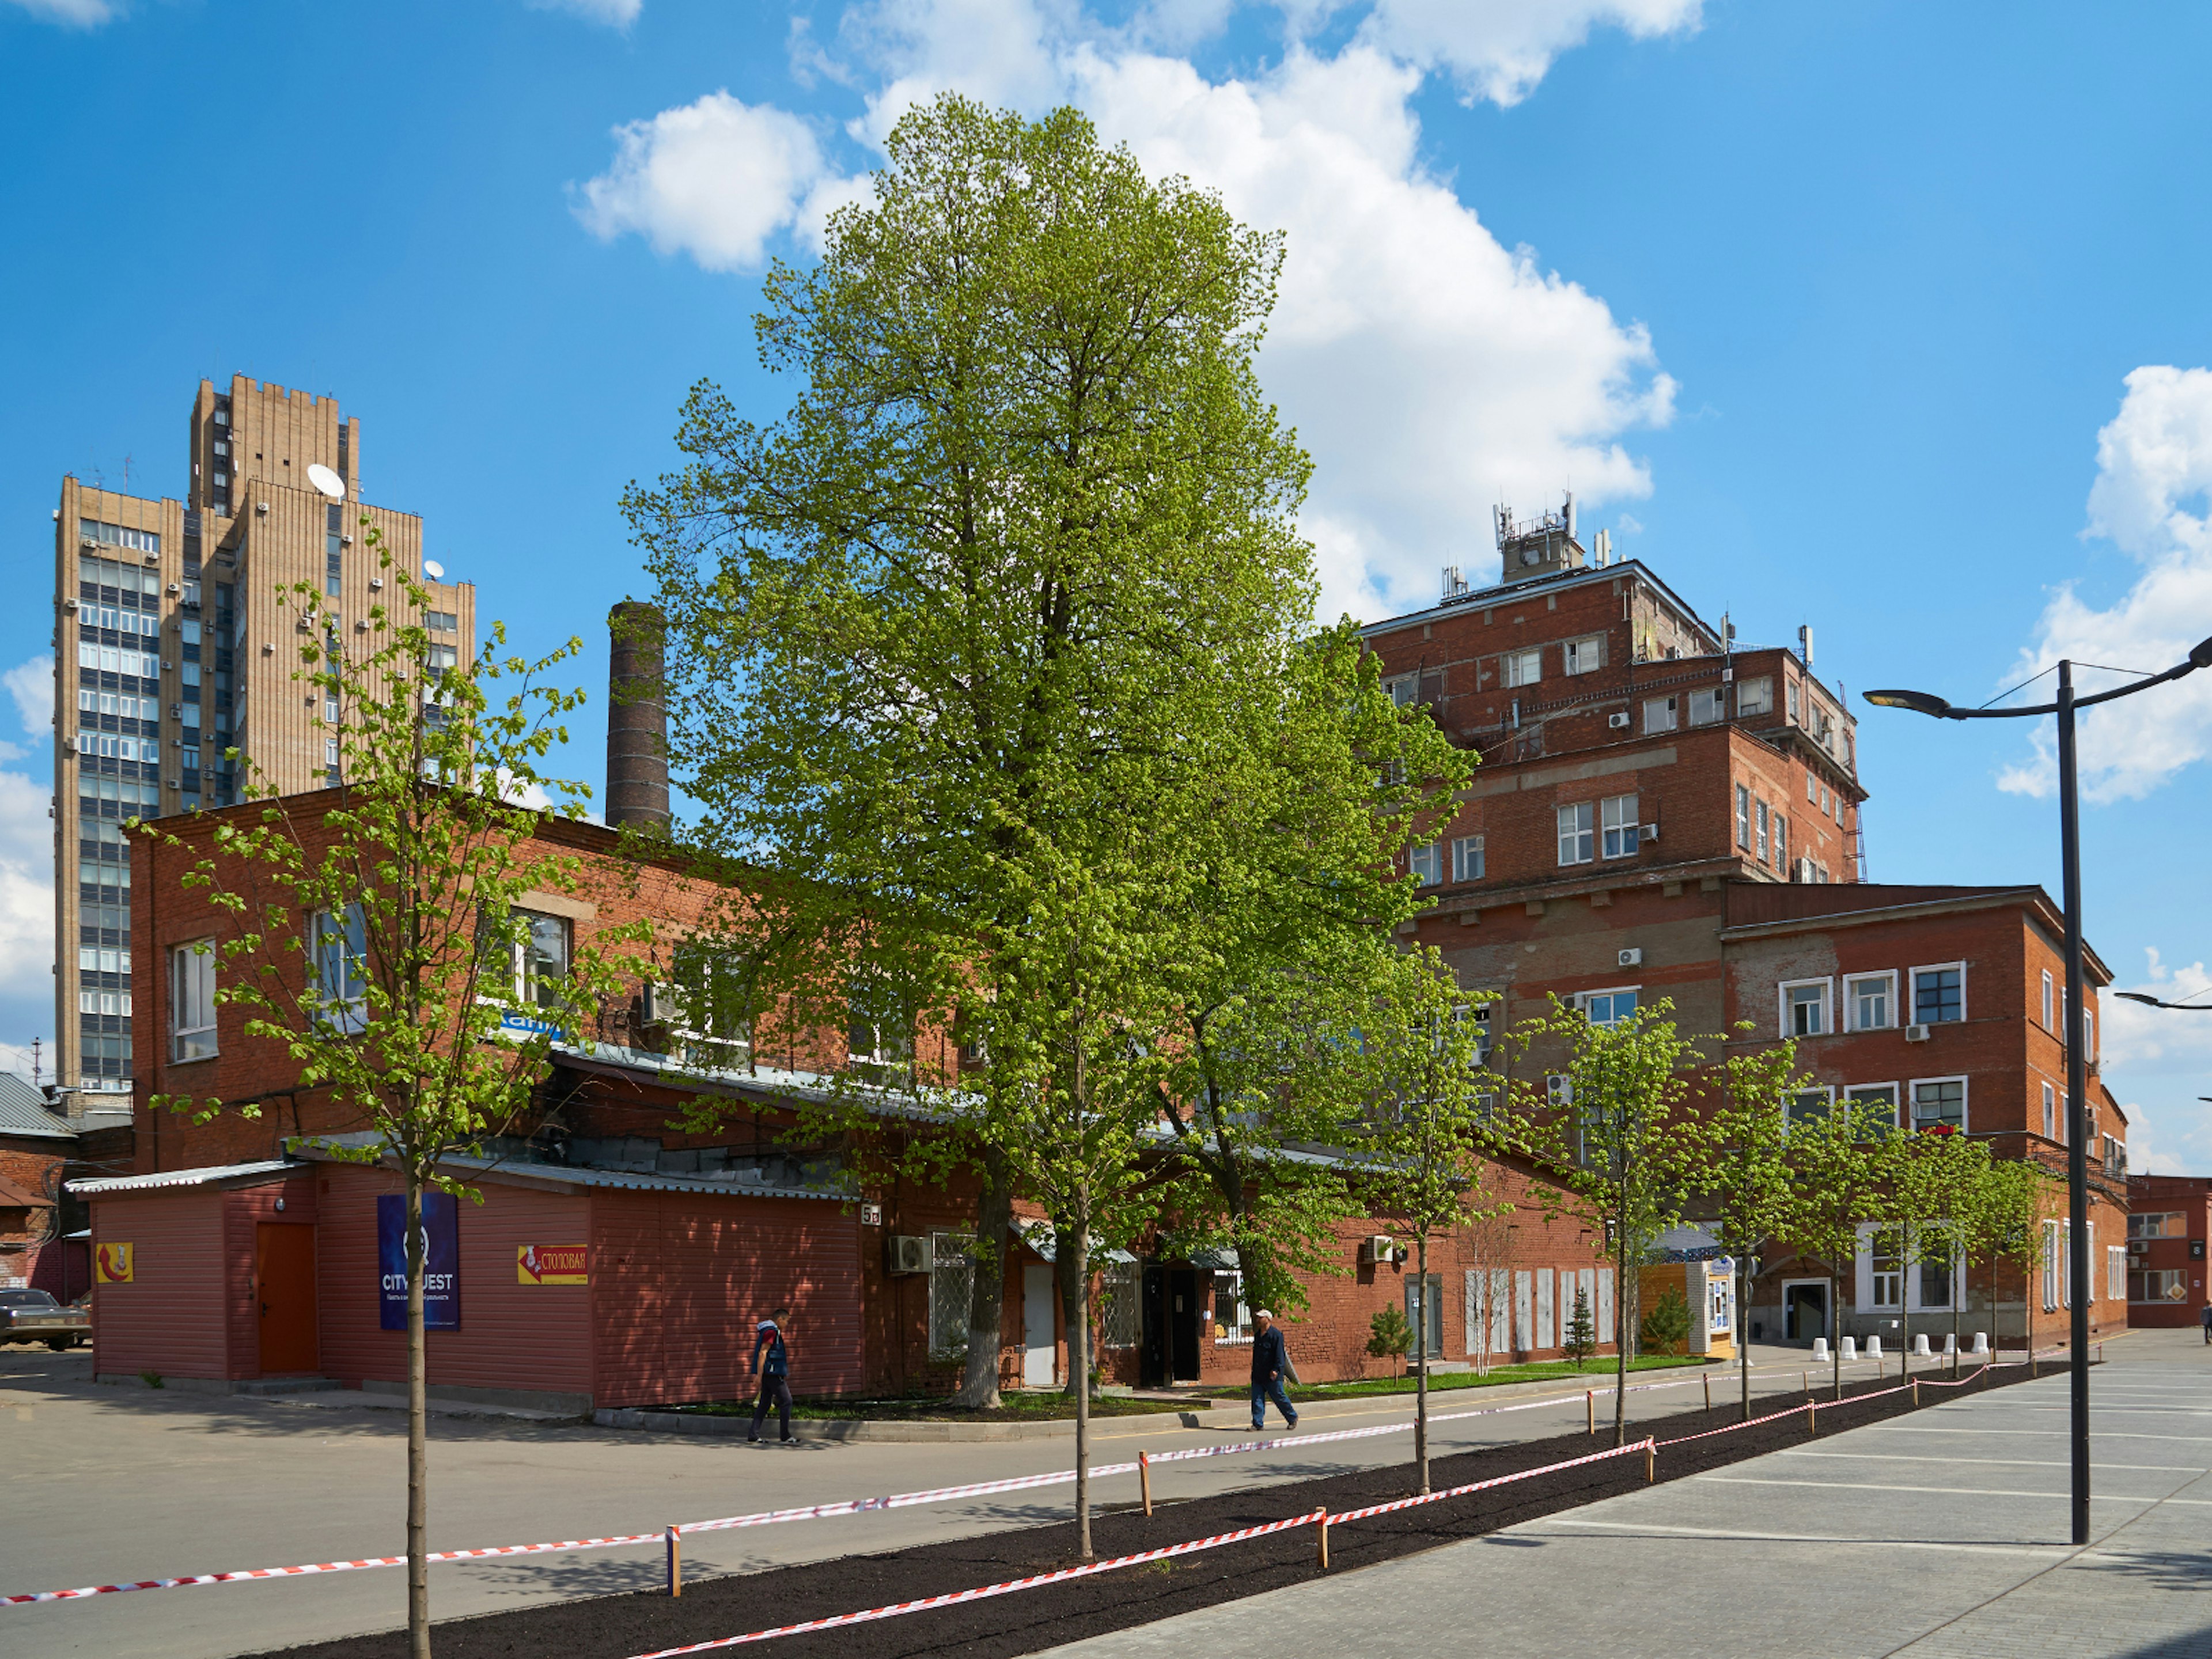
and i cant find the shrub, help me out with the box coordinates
[1367,1305,1413,1376]
[1562,1287,1597,1369]
[1639,1286,1692,1356]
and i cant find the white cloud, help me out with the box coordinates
[2000,367,2212,802]
[1347,0,1702,107]
[6,654,52,741]
[4,0,116,25]
[574,92,841,273]
[527,0,641,24]
[0,769,54,1020]
[583,1,1676,624]
[2103,946,2212,1175]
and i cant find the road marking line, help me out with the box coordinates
[1532,1519,2068,1556]
[1772,1452,2205,1473]
[1695,1476,2163,1503]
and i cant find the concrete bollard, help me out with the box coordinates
[1865,1335,1883,1361]
[1913,1334,1932,1357]
[1942,1332,1957,1354]
[1812,1338,1831,1363]
[1972,1332,1989,1355]
[1840,1336,1858,1362]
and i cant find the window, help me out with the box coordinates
[2043,1221,2063,1312]
[1736,676,1772,716]
[1578,987,1638,1027]
[1735,784,1751,849]
[427,643,458,673]
[1912,965,1964,1024]
[1384,673,1421,708]
[1099,1257,1141,1349]
[492,909,571,1010]
[1774,813,1787,872]
[1788,681,1800,720]
[425,609,459,633]
[325,502,343,597]
[927,1233,974,1360]
[1643,695,1677,733]
[1562,634,1604,676]
[2108,1243,2127,1302]
[1845,1084,1899,1133]
[2041,970,2054,1029]
[1787,1087,1834,1128]
[1502,647,1541,688]
[1408,842,1442,886]
[1557,801,1594,865]
[1871,1231,1902,1308]
[1911,1077,1965,1133]
[846,972,914,1078]
[2085,1008,2094,1061]
[2043,1081,2056,1140]
[1213,1271,1251,1343]
[2129,1211,2187,1240]
[1821,786,1832,816]
[309,903,368,1033]
[1451,835,1484,882]
[2103,1134,2126,1177]
[2056,1090,2067,1145]
[171,941,217,1061]
[1467,1001,1494,1065]
[1846,972,1894,1032]
[667,939,756,1070]
[2131,1267,2188,1304]
[1783,979,1830,1037]
[1755,800,1769,863]
[1404,1273,1445,1356]
[1806,773,1817,804]
[1600,793,1639,858]
[1687,687,1725,726]
[1919,1246,1954,1309]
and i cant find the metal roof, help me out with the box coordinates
[287,1133,849,1204]
[0,1073,75,1141]
[71,1160,295,1196]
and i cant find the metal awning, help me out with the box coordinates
[1010,1220,1136,1264]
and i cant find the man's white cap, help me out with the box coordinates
[1255,1309,1274,1320]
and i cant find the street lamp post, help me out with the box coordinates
[1865,636,2212,1547]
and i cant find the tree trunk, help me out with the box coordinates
[953,1148,1012,1409]
[1830,1270,1842,1400]
[1738,1263,1751,1422]
[1613,1215,1630,1448]
[1070,1213,1092,1560]
[1414,1236,1430,1493]
[406,1172,430,1659]
[1898,1220,1911,1381]
[1055,1229,1088,1399]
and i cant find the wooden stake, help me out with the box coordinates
[666,1525,681,1597]
[1808,1400,1817,1436]
[1912,1378,1919,1407]
[1586,1390,1595,1435]
[1703,1372,1711,1411]
[1644,1442,1655,1483]
[1315,1509,1330,1571]
[1139,1451,1153,1517]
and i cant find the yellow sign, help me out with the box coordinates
[516,1244,588,1286]
[95,1243,134,1283]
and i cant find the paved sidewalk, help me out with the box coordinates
[1033,1328,2207,1659]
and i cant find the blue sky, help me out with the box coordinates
[5,0,2211,1166]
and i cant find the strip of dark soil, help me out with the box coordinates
[257,1365,2041,1659]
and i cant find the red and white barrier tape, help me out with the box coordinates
[1323,1438,1653,1526]
[625,1510,1329,1659]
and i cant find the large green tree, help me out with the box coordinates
[1699,1035,1805,1419]
[624,94,1458,1542]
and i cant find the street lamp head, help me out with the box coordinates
[2115,991,2162,1006]
[2191,635,2212,670]
[1864,688,1953,718]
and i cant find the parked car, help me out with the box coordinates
[0,1288,90,1350]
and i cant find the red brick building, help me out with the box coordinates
[1365,503,2125,1347]
[2124,1175,2212,1328]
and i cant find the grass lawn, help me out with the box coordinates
[670,1390,1205,1422]
[1290,1353,1713,1400]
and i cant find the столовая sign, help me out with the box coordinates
[516,1244,589,1286]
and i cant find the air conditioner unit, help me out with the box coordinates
[62,597,78,612]
[1641,823,1660,842]
[1618,947,1643,968]
[1607,712,1630,729]
[255,502,269,515]
[1362,1234,1397,1265]
[1905,1023,1931,1043]
[80,537,98,551]
[342,535,354,546]
[888,1235,934,1275]
[369,577,384,590]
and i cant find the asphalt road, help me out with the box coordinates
[0,1340,1865,1658]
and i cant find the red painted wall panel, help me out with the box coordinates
[591,1191,865,1409]
[221,1180,318,1377]
[87,1188,237,1381]
[313,1165,593,1397]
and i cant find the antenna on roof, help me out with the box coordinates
[1563,491,1575,541]
[1593,528,1611,567]
[1798,624,1815,668]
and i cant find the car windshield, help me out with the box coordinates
[0,1290,59,1309]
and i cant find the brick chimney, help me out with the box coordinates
[606,600,669,831]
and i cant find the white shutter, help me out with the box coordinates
[1514,1271,1533,1355]
[1578,1268,1597,1346]
[1490,1269,1512,1354]
[1536,1268,1555,1352]
[1465,1268,1480,1357]
[1854,1224,1874,1312]
[1597,1268,1615,1349]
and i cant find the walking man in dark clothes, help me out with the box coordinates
[1249,1309,1298,1431]
[2200,1302,2211,1344]
[749,1305,794,1443]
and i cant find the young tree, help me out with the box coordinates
[1701,1042,1806,1418]
[1972,1154,2061,1363]
[1368,1303,1414,1376]
[1505,997,1713,1447]
[1562,1286,1597,1369]
[148,531,642,1658]
[623,93,1460,1450]
[1784,1098,1898,1399]
[1355,949,1508,1493]
[1889,1123,1990,1374]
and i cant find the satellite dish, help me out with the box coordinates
[422,560,445,581]
[306,463,346,501]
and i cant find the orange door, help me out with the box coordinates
[256,1224,319,1374]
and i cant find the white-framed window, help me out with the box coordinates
[1821,786,1832,817]
[1562,634,1605,676]
[846,970,914,1077]
[2129,1211,2187,1240]
[1384,672,1421,708]
[1911,962,1965,1025]
[1919,1243,1955,1309]
[666,939,757,1071]
[1870,1229,1902,1309]
[1213,1270,1252,1343]
[1688,687,1725,726]
[1408,842,1442,886]
[1845,1083,1899,1132]
[1786,1086,1834,1130]
[309,903,368,1033]
[1577,986,1639,1027]
[1781,978,1831,1037]
[501,910,571,1011]
[1600,793,1639,858]
[1735,784,1751,849]
[1557,801,1595,865]
[1737,676,1772,716]
[171,941,218,1062]
[2085,1007,2094,1061]
[2043,1220,2065,1311]
[1846,971,1895,1032]
[1467,1000,1494,1065]
[2132,1267,2188,1304]
[2042,1081,2056,1140]
[927,1233,975,1361]
[1755,800,1770,863]
[1502,647,1542,688]
[1451,835,1485,882]
[1644,694,1677,733]
[1910,1075,1967,1134]
[1806,772,1817,803]
[2057,1090,2067,1145]
[2041,969,2054,1029]
[1774,813,1787,872]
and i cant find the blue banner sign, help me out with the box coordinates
[378,1191,460,1331]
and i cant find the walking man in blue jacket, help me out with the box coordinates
[748,1304,794,1443]
[1249,1309,1298,1431]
